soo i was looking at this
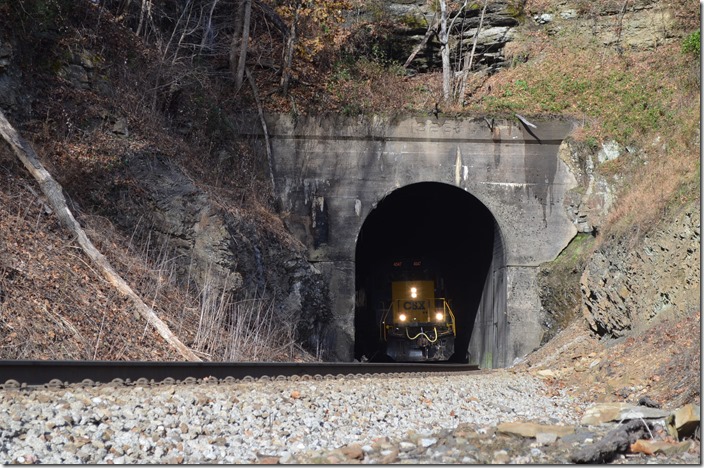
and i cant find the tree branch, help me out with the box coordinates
[403,13,440,69]
[456,0,488,103]
[245,68,276,201]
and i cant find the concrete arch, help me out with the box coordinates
[354,181,508,366]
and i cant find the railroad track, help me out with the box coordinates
[0,361,480,388]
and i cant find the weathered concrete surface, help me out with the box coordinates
[239,114,578,366]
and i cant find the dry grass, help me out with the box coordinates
[0,155,181,361]
[193,285,299,362]
[519,309,700,409]
[321,59,443,116]
[464,30,700,241]
[601,136,699,242]
[84,212,306,362]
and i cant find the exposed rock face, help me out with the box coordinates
[536,138,616,344]
[370,0,682,77]
[580,207,700,337]
[370,0,520,73]
[117,153,332,356]
[543,136,699,344]
[0,40,26,116]
[559,139,616,234]
[533,0,680,50]
[125,155,241,294]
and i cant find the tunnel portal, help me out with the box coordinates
[247,113,578,366]
[354,182,499,363]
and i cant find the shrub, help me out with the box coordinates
[682,30,700,57]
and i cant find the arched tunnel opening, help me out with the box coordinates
[354,182,502,364]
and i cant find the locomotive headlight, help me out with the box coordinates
[435,311,444,321]
[399,314,407,322]
[410,287,417,299]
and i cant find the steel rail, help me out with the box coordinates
[0,361,480,387]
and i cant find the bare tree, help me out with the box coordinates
[280,3,299,96]
[456,0,488,104]
[245,67,276,196]
[200,0,221,53]
[439,0,452,101]
[428,0,490,104]
[403,14,440,69]
[136,0,153,37]
[439,0,472,102]
[230,0,252,91]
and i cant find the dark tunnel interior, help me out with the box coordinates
[354,182,496,363]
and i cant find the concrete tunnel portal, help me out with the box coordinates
[247,113,577,366]
[354,182,504,364]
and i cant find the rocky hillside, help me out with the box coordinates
[0,0,333,361]
[0,0,699,407]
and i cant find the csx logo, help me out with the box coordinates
[403,301,426,310]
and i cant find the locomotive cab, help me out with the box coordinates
[380,260,456,361]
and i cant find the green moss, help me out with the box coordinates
[506,0,526,22]
[538,233,595,344]
[399,13,426,30]
[480,351,493,369]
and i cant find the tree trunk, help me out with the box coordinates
[0,110,202,362]
[457,0,488,104]
[199,0,221,53]
[231,0,252,91]
[245,68,276,199]
[439,0,451,101]
[280,5,299,96]
[136,0,152,36]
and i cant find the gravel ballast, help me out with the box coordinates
[0,370,589,464]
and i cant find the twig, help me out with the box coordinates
[94,310,107,360]
[638,417,654,440]
[615,0,629,53]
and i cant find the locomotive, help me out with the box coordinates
[379,259,456,361]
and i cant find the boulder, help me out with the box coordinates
[666,404,700,439]
[580,402,670,425]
